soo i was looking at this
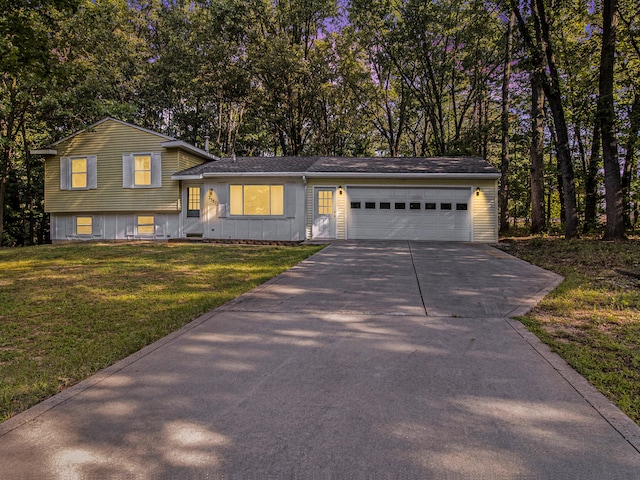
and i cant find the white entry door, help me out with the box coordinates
[312,187,336,239]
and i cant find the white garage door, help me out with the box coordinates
[347,187,472,241]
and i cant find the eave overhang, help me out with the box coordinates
[303,172,501,180]
[171,172,501,181]
[161,140,219,161]
[171,172,304,180]
[30,149,58,156]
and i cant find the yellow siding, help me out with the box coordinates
[472,179,499,243]
[305,182,314,240]
[179,151,208,171]
[45,120,184,213]
[306,177,498,242]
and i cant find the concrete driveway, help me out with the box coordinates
[1,241,639,478]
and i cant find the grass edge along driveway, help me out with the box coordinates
[0,242,324,422]
[502,237,640,426]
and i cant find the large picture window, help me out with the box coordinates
[230,185,284,216]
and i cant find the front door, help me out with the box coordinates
[312,187,336,239]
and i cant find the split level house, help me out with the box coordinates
[32,117,500,243]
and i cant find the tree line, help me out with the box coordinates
[1,0,639,245]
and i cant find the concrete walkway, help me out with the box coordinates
[1,241,639,478]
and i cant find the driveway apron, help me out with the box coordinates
[1,241,639,478]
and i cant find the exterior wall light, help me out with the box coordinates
[475,187,481,196]
[338,186,343,195]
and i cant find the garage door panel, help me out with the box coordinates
[347,187,471,241]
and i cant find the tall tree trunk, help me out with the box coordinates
[534,0,579,238]
[512,0,579,238]
[584,116,602,233]
[22,123,35,245]
[499,12,516,233]
[0,147,8,246]
[622,93,640,228]
[0,91,18,246]
[531,71,546,233]
[599,0,625,239]
[556,151,565,224]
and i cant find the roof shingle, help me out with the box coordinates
[173,156,499,178]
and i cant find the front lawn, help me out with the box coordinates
[501,237,640,425]
[0,242,324,422]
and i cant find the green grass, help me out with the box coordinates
[0,242,324,422]
[501,236,640,425]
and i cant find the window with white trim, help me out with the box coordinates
[76,216,93,235]
[71,158,87,188]
[137,215,155,235]
[134,154,152,186]
[230,185,284,216]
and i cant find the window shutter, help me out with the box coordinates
[285,184,296,218]
[125,215,135,236]
[60,157,70,190]
[65,216,74,238]
[151,152,162,188]
[93,215,102,236]
[122,154,133,188]
[155,214,165,236]
[218,186,228,218]
[87,155,97,189]
[50,216,58,239]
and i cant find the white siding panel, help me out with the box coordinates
[306,177,498,243]
[49,212,180,241]
[201,179,306,241]
[347,187,472,241]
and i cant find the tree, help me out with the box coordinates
[583,114,602,232]
[598,0,625,239]
[0,0,82,245]
[500,11,516,232]
[308,32,376,156]
[511,0,579,238]
[248,0,338,155]
[394,0,503,156]
[137,0,252,154]
[347,0,415,156]
[530,70,546,233]
[619,2,640,228]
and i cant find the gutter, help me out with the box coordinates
[303,172,501,180]
[161,140,219,161]
[173,172,500,180]
[171,172,306,180]
[30,149,58,156]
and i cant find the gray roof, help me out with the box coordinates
[172,156,499,179]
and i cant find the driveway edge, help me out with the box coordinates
[503,268,640,453]
[0,307,220,438]
[507,318,640,453]
[0,245,331,438]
